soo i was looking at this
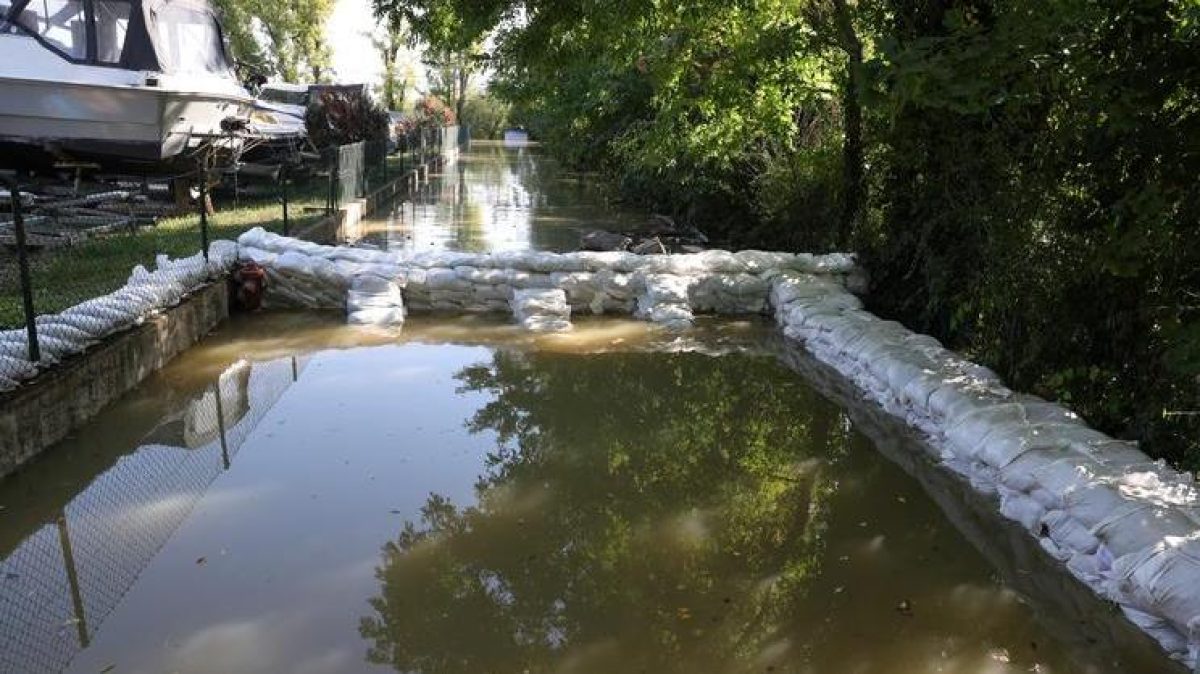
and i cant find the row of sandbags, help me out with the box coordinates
[238,227,863,279]
[0,241,238,392]
[235,228,848,328]
[770,271,1200,669]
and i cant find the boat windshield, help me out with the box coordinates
[261,87,309,107]
[153,3,227,74]
[95,0,131,63]
[10,0,88,59]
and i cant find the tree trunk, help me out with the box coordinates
[456,68,468,123]
[832,0,865,246]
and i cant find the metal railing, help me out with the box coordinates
[321,128,454,213]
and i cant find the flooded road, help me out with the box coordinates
[0,144,1177,673]
[358,141,645,252]
[0,314,1172,674]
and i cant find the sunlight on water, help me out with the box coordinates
[357,142,644,253]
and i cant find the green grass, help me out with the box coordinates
[0,190,327,328]
[0,150,424,328]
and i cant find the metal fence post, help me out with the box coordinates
[7,179,40,362]
[198,172,210,261]
[326,147,337,215]
[281,166,290,236]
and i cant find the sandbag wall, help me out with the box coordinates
[235,228,864,327]
[771,274,1200,669]
[0,241,238,392]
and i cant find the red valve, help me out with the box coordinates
[231,261,267,311]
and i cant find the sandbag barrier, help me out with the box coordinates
[236,226,1199,668]
[771,275,1200,669]
[234,227,863,326]
[0,241,238,393]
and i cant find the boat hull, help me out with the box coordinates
[0,75,250,171]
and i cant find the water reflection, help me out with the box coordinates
[0,356,304,674]
[360,141,644,253]
[0,313,1179,673]
[360,352,846,673]
[358,350,1113,674]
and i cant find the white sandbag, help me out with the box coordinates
[510,288,571,332]
[1040,509,1101,555]
[641,274,692,305]
[1113,539,1200,647]
[999,487,1047,531]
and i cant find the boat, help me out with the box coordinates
[0,0,255,173]
[503,127,530,146]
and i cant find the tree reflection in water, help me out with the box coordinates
[359,350,854,673]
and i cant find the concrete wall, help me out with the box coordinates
[0,282,229,478]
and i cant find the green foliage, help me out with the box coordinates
[213,0,334,81]
[379,0,1200,470]
[305,90,391,160]
[372,16,411,111]
[460,94,511,139]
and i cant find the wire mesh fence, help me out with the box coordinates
[0,168,303,387]
[0,129,458,389]
[0,355,306,674]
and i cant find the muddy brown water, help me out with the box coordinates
[0,143,1179,673]
[0,314,1174,674]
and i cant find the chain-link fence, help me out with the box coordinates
[321,134,440,212]
[0,168,308,388]
[0,128,459,389]
[0,355,306,674]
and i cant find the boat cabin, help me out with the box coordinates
[0,0,233,75]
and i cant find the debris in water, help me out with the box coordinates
[195,557,207,566]
[895,599,914,617]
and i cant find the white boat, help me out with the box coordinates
[503,128,530,146]
[0,0,254,172]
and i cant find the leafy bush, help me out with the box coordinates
[414,94,457,128]
[460,94,510,139]
[305,89,391,163]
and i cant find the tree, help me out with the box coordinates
[372,15,411,110]
[425,45,482,121]
[213,0,335,82]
